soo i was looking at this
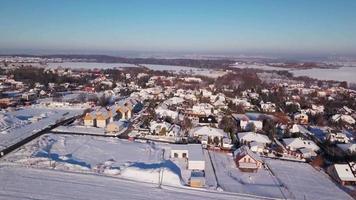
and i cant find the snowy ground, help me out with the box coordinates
[2,134,184,186]
[208,151,288,199]
[265,159,353,200]
[0,165,262,200]
[0,107,83,151]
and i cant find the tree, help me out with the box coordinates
[213,136,220,146]
[219,116,237,135]
[182,117,192,131]
[98,94,111,107]
[159,127,167,136]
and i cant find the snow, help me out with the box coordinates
[0,107,83,151]
[0,165,260,200]
[2,134,186,187]
[265,159,353,200]
[208,151,288,199]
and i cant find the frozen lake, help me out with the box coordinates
[232,63,356,83]
[291,66,356,84]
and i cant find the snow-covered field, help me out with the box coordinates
[208,151,288,199]
[265,159,353,200]
[2,134,185,186]
[0,165,260,200]
[0,107,83,151]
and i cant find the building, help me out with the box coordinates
[283,138,320,152]
[234,145,263,172]
[170,144,205,171]
[106,121,125,134]
[84,113,96,126]
[327,163,356,185]
[293,113,309,125]
[189,126,230,148]
[232,113,263,132]
[237,132,271,146]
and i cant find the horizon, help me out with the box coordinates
[1,0,356,57]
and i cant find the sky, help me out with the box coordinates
[0,0,356,57]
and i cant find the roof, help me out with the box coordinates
[283,138,320,152]
[170,144,204,161]
[333,164,356,182]
[237,132,271,144]
[198,116,218,124]
[234,145,263,163]
[190,126,227,138]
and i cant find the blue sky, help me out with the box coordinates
[0,0,356,56]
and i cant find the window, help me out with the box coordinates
[182,153,187,158]
[174,153,178,158]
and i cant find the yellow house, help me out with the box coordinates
[96,112,110,128]
[106,121,125,135]
[84,113,95,126]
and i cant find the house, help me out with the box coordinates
[293,113,308,125]
[189,171,205,188]
[249,141,266,153]
[337,143,356,155]
[332,114,355,125]
[105,121,125,135]
[237,132,271,146]
[283,138,320,152]
[192,103,214,116]
[96,112,111,128]
[232,114,263,132]
[234,145,263,172]
[84,113,96,126]
[155,107,178,120]
[327,131,350,144]
[150,121,172,135]
[198,115,218,125]
[170,144,205,171]
[189,126,230,148]
[327,163,356,185]
[260,102,276,113]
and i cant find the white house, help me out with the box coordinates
[170,144,205,171]
[327,163,356,185]
[192,103,214,116]
[232,114,263,132]
[327,131,350,144]
[283,138,320,152]
[189,126,230,148]
[260,102,276,113]
[155,106,179,120]
[237,132,271,146]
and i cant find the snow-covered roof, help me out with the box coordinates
[234,145,262,163]
[237,132,271,144]
[283,138,320,152]
[170,144,203,161]
[189,126,227,138]
[333,164,356,182]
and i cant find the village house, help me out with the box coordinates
[105,121,125,135]
[170,144,205,171]
[234,145,263,172]
[283,137,320,159]
[189,126,230,148]
[327,163,356,185]
[150,121,172,135]
[84,113,96,127]
[293,112,309,125]
[260,101,276,113]
[232,114,263,132]
[237,132,271,145]
[192,103,214,116]
[327,131,351,144]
